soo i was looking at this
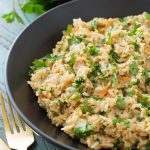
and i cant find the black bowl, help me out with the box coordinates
[5,0,150,149]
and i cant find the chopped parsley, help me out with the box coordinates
[109,50,119,64]
[142,69,150,86]
[139,94,149,108]
[66,24,72,33]
[116,97,126,110]
[145,12,150,20]
[53,98,64,107]
[113,118,130,128]
[75,77,85,92]
[127,90,135,97]
[67,56,76,65]
[113,138,121,150]
[39,87,44,92]
[122,22,130,30]
[119,17,125,22]
[71,94,80,100]
[131,41,140,52]
[91,19,98,31]
[88,60,100,78]
[107,32,112,45]
[128,23,141,36]
[128,79,140,88]
[68,35,81,48]
[43,54,65,61]
[111,75,119,84]
[29,59,46,75]
[129,63,138,75]
[73,121,93,139]
[80,99,92,114]
[84,46,99,56]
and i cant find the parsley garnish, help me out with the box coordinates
[43,54,65,61]
[53,98,64,107]
[113,118,130,128]
[119,17,125,22]
[109,50,119,64]
[128,79,140,87]
[142,69,150,86]
[88,60,100,78]
[73,121,93,139]
[113,138,121,150]
[68,35,81,48]
[127,90,135,97]
[131,41,140,52]
[80,99,92,114]
[67,56,76,65]
[91,19,98,31]
[39,87,44,92]
[84,46,99,56]
[116,97,126,110]
[71,94,80,100]
[113,118,124,125]
[107,32,112,45]
[139,94,149,108]
[29,59,46,75]
[145,12,150,20]
[66,24,72,33]
[29,54,64,75]
[75,77,85,92]
[129,63,138,75]
[128,23,141,36]
[111,75,119,84]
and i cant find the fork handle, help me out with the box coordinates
[0,139,10,150]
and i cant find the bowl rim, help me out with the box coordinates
[5,0,78,150]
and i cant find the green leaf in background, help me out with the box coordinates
[1,0,70,24]
[14,11,24,24]
[2,10,24,24]
[1,11,15,23]
[22,1,45,14]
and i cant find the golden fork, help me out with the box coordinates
[0,92,34,150]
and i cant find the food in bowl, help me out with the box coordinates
[28,12,150,149]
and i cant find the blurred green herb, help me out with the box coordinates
[1,0,70,24]
[113,118,130,128]
[73,121,93,139]
[80,99,93,114]
[129,63,138,75]
[116,97,126,110]
[91,19,98,31]
[113,138,121,150]
[84,46,99,56]
[28,59,46,75]
[145,12,150,20]
[2,10,24,24]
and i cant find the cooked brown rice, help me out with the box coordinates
[28,12,150,149]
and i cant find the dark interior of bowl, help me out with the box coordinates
[6,0,150,149]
